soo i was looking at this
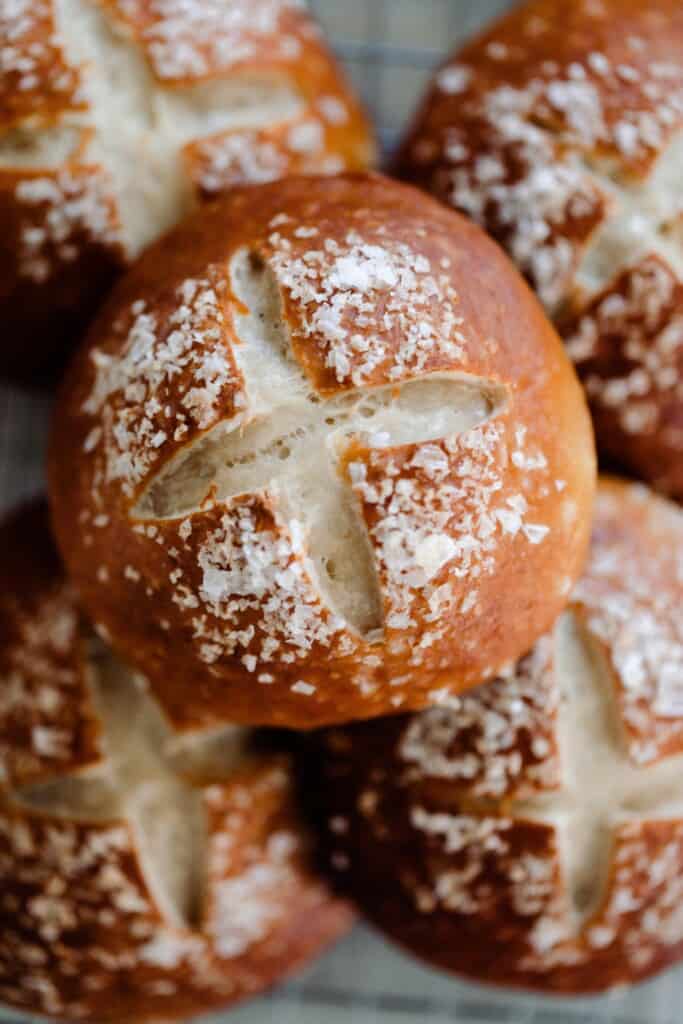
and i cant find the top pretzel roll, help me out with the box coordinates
[0,0,374,382]
[396,0,683,499]
[48,173,596,730]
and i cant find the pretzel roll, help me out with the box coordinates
[312,478,683,994]
[0,0,374,382]
[49,173,595,730]
[0,500,351,1024]
[397,0,683,499]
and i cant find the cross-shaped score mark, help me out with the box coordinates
[140,249,504,637]
[50,0,314,257]
[15,643,247,929]
[510,611,683,928]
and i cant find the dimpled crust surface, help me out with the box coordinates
[396,0,683,498]
[0,0,374,380]
[312,478,683,994]
[48,173,595,730]
[0,501,351,1024]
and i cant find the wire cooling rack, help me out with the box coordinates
[1,1,682,1022]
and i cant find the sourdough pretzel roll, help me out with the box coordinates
[0,0,374,382]
[312,478,683,994]
[397,0,683,498]
[49,173,596,730]
[0,500,351,1024]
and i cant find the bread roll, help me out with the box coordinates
[49,173,596,729]
[0,501,351,1023]
[312,478,683,993]
[0,0,374,381]
[397,0,683,498]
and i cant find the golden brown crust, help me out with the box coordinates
[99,0,374,193]
[0,161,125,382]
[102,0,326,84]
[310,478,683,994]
[0,0,84,130]
[0,0,375,383]
[49,173,596,729]
[574,477,683,762]
[0,499,352,1023]
[0,763,352,1023]
[0,502,102,788]
[561,255,683,497]
[396,0,683,499]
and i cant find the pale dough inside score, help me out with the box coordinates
[575,131,683,303]
[512,611,683,930]
[16,640,250,930]
[137,249,507,639]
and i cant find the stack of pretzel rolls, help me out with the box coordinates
[5,0,683,1015]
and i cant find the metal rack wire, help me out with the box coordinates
[311,0,512,153]
[0,2,681,1022]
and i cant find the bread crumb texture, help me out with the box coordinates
[317,479,683,992]
[399,0,683,496]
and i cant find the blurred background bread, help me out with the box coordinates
[0,0,375,382]
[49,172,595,729]
[397,0,683,499]
[310,478,683,993]
[0,500,351,1023]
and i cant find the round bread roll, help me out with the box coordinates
[0,501,352,1023]
[312,477,683,994]
[396,0,683,499]
[48,172,596,730]
[0,0,374,382]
